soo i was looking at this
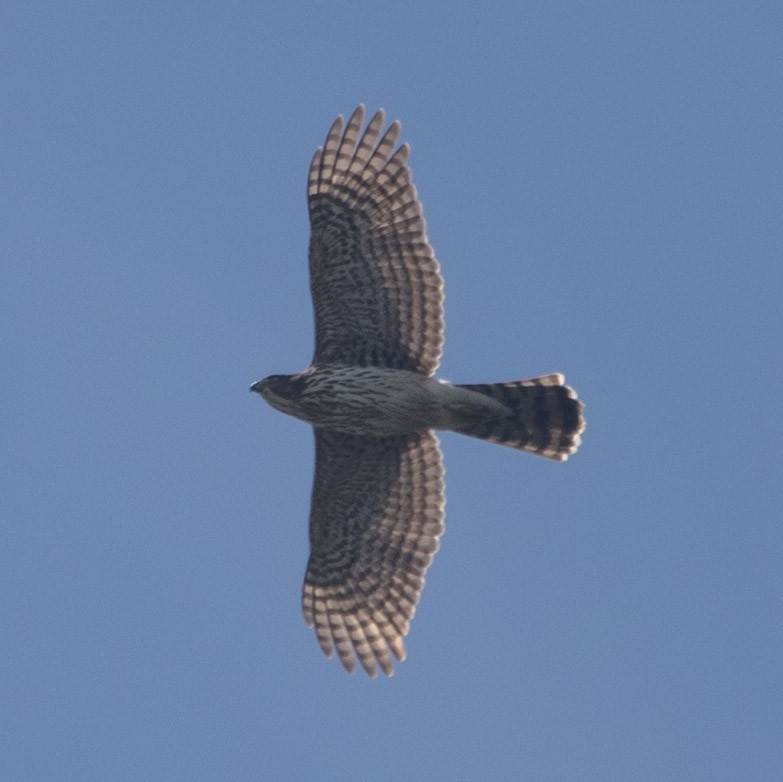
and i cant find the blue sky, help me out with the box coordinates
[3,3,781,780]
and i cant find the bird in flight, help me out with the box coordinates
[252,106,585,677]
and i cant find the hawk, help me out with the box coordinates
[252,106,585,677]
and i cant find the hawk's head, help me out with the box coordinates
[250,373,309,417]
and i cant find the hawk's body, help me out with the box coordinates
[259,366,507,436]
[252,106,585,677]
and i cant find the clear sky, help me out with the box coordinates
[3,3,781,780]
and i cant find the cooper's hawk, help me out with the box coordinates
[252,106,585,677]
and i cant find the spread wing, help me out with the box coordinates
[307,105,444,375]
[302,429,444,676]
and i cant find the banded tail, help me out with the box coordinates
[454,373,585,461]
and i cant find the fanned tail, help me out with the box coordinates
[454,373,585,461]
